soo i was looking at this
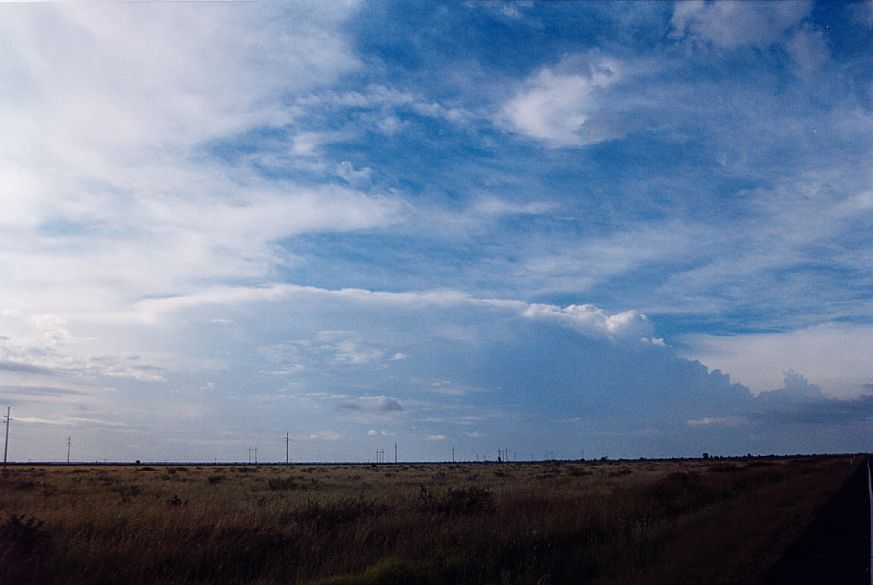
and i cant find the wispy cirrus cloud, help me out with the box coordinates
[670,0,811,49]
[0,2,382,321]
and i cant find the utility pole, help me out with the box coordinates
[452,446,455,463]
[285,432,289,465]
[3,407,10,466]
[66,436,71,464]
[247,447,259,464]
[394,441,397,464]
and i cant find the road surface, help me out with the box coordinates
[762,457,870,585]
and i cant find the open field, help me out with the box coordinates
[0,456,861,585]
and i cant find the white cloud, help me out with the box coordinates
[372,397,403,412]
[295,85,472,129]
[15,415,127,428]
[471,196,556,217]
[259,331,403,373]
[377,115,408,136]
[521,304,652,340]
[0,3,388,323]
[508,221,703,296]
[367,429,396,437]
[0,310,168,383]
[307,431,344,441]
[856,0,873,27]
[129,282,651,342]
[431,381,470,396]
[786,26,830,80]
[335,161,373,184]
[427,434,448,441]
[686,416,746,427]
[340,395,402,414]
[683,322,873,398]
[330,337,386,366]
[502,53,624,147]
[670,0,811,49]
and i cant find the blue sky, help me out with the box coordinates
[2,1,873,462]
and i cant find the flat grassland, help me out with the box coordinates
[0,456,858,585]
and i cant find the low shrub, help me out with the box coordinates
[267,477,303,491]
[0,514,51,583]
[295,498,387,528]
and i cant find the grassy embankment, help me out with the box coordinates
[0,456,858,585]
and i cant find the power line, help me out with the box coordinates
[3,406,10,466]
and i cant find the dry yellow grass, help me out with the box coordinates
[0,456,858,585]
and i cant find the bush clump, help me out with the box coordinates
[0,514,51,583]
[267,477,302,491]
[418,485,495,515]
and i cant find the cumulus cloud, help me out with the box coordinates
[670,0,811,49]
[502,53,625,147]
